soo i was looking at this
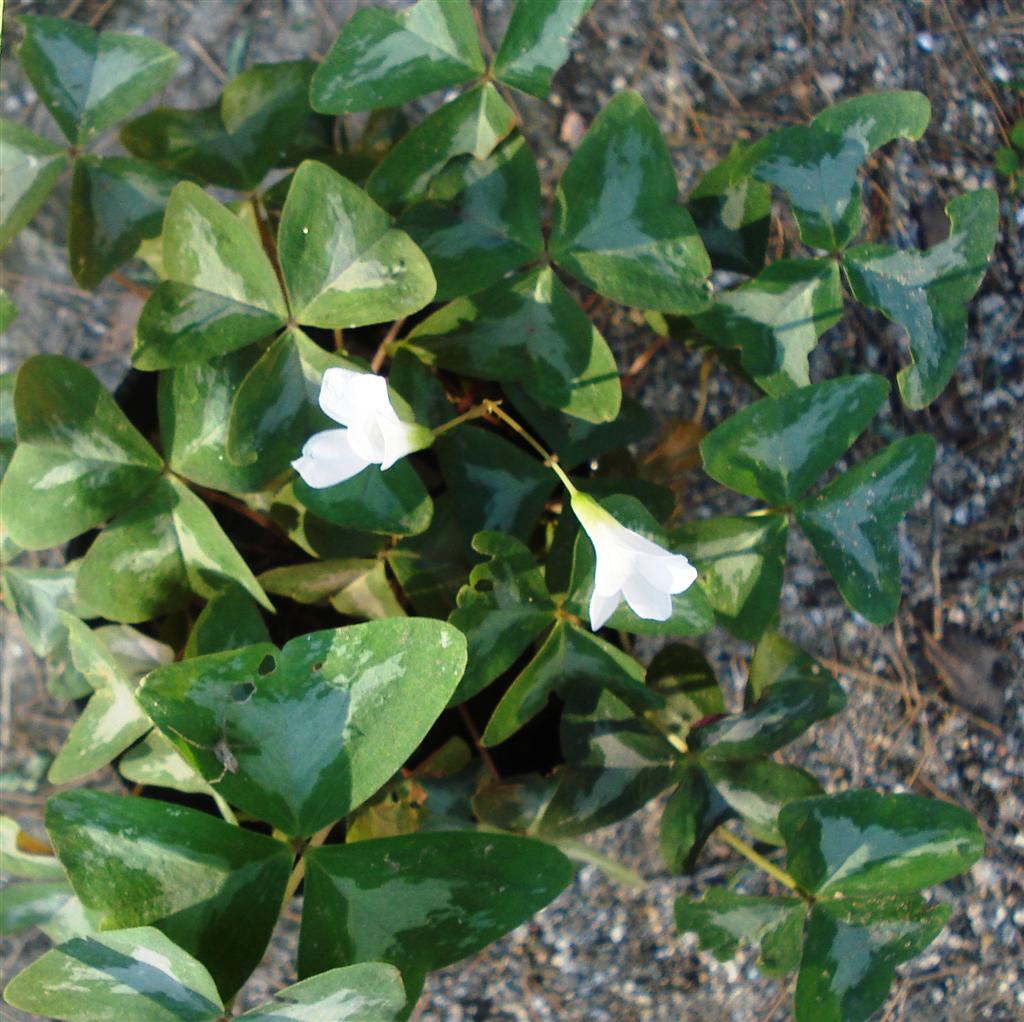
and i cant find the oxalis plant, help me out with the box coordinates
[0,3,1001,1021]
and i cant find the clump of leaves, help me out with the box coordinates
[0,4,1000,1022]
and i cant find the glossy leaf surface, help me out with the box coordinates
[660,765,731,874]
[843,189,998,408]
[691,259,843,396]
[687,141,771,274]
[436,425,555,542]
[449,532,556,704]
[47,616,152,785]
[45,790,292,998]
[0,119,67,249]
[3,926,224,1022]
[0,562,81,657]
[0,879,73,937]
[492,0,595,98]
[239,964,406,1021]
[139,620,467,836]
[1,355,163,549]
[69,156,177,288]
[311,0,485,113]
[398,135,545,301]
[17,15,178,144]
[299,832,572,984]
[550,91,711,313]
[795,897,949,1022]
[367,84,516,210]
[133,183,286,369]
[780,791,984,896]
[183,587,271,659]
[279,160,435,329]
[795,435,935,624]
[700,375,888,505]
[754,91,931,251]
[675,889,805,975]
[671,514,787,640]
[76,476,272,622]
[408,267,619,423]
[295,459,433,537]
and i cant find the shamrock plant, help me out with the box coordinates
[0,3,1000,1021]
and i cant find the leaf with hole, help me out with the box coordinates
[843,189,998,408]
[138,619,466,836]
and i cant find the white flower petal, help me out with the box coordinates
[589,588,622,630]
[664,553,698,594]
[377,416,429,470]
[291,428,371,488]
[319,367,391,426]
[622,573,674,621]
[594,541,633,596]
[347,414,389,464]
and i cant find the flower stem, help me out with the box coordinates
[716,826,801,893]
[281,822,334,907]
[482,400,577,494]
[432,403,490,437]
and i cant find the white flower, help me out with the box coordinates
[571,492,698,630]
[291,367,433,489]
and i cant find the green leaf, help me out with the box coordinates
[16,15,178,144]
[278,160,435,329]
[795,435,935,624]
[239,964,406,1021]
[780,790,984,896]
[645,643,725,742]
[45,790,292,998]
[0,293,17,334]
[408,267,620,422]
[449,532,556,704]
[139,620,467,836]
[0,119,67,249]
[295,460,433,537]
[310,0,485,114]
[843,189,999,408]
[702,759,822,844]
[118,730,219,799]
[1,355,163,550]
[3,925,223,1022]
[436,425,556,542]
[183,587,270,658]
[159,346,277,493]
[122,90,330,194]
[261,558,404,621]
[226,327,357,479]
[133,183,287,370]
[671,514,787,640]
[492,0,595,98]
[995,146,1020,176]
[47,616,152,785]
[1,562,81,656]
[367,84,517,210]
[660,764,731,874]
[398,135,545,301]
[299,832,572,993]
[687,141,772,274]
[1,815,66,880]
[699,374,889,505]
[754,91,931,251]
[747,630,830,704]
[69,156,177,288]
[0,879,74,937]
[550,91,711,314]
[482,620,658,746]
[795,897,950,1022]
[691,676,845,761]
[674,888,805,975]
[691,259,844,396]
[565,495,714,636]
[35,895,102,944]
[76,476,272,622]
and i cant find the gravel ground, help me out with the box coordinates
[2,2,1022,1021]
